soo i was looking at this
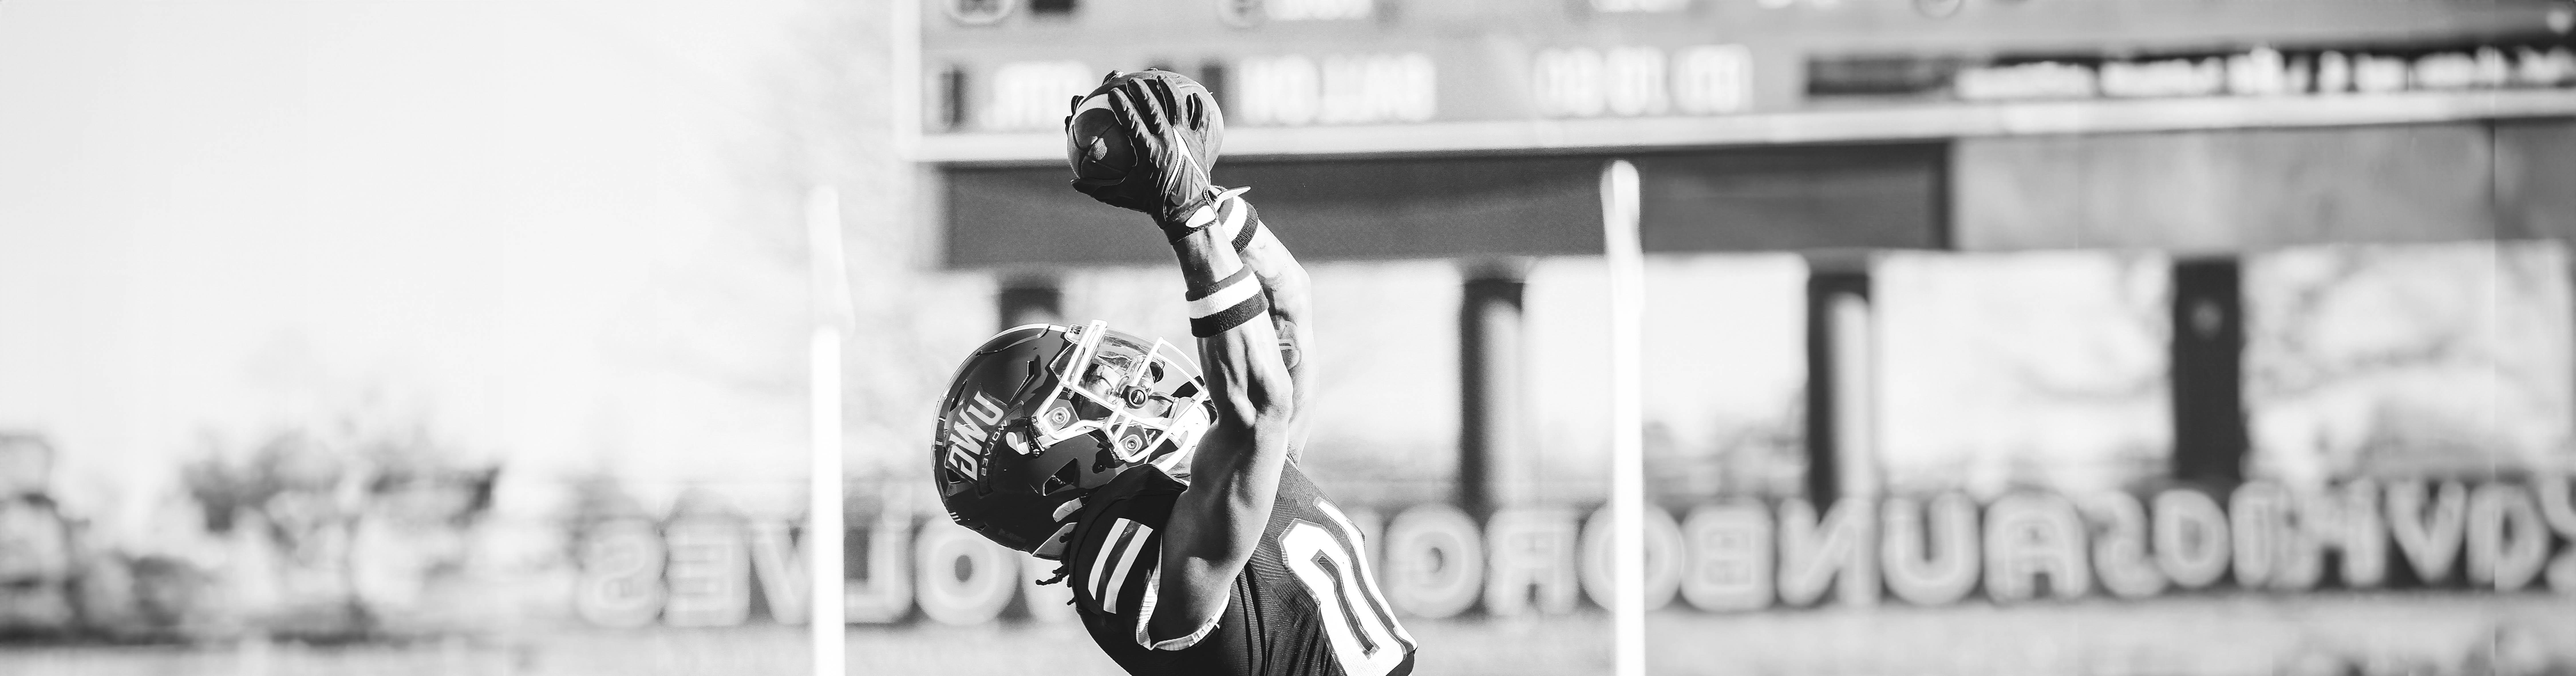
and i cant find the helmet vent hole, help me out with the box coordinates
[1043,461,1082,495]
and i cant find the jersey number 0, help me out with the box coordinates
[1280,503,1411,676]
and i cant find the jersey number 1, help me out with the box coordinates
[1281,504,1412,676]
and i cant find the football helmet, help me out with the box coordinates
[934,320,1215,558]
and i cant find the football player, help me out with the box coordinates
[932,70,1416,676]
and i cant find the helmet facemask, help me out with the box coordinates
[1029,320,1212,486]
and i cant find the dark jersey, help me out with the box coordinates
[1059,463,1416,676]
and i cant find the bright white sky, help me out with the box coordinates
[0,0,826,529]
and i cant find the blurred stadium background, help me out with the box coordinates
[3,0,2574,674]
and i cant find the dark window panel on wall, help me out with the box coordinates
[943,144,1947,268]
[1030,0,1076,14]
[944,156,1605,267]
[2495,118,2576,240]
[1214,157,1609,259]
[946,167,1166,267]
[1634,142,1948,252]
[1952,126,2494,251]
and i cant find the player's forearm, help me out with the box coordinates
[1233,217,1317,457]
[1237,222,1313,352]
[1235,216,1311,320]
[1171,227,1296,424]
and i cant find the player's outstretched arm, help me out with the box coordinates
[1086,75,1299,648]
[1067,70,1314,453]
[1151,221,1297,646]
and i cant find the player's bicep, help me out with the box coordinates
[1142,493,1248,647]
[1148,421,1275,646]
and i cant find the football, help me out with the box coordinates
[1065,70,1226,187]
[1065,93,1135,183]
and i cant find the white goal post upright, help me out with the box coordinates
[807,185,851,676]
[1601,160,1647,676]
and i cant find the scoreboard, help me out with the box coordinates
[919,0,2576,268]
[919,0,2575,161]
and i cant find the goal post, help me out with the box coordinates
[1601,159,1647,676]
[806,185,850,676]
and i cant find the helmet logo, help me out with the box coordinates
[943,392,1008,482]
[943,441,982,482]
